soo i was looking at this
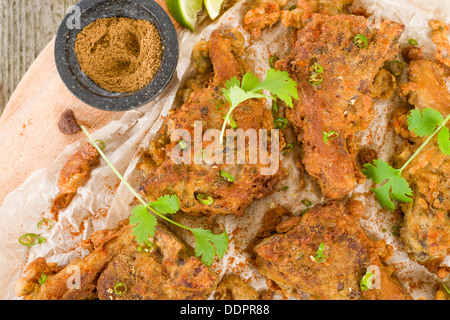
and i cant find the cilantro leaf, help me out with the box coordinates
[438,126,450,155]
[222,83,265,108]
[240,72,261,92]
[191,228,229,266]
[362,159,412,211]
[129,205,157,245]
[407,108,443,137]
[253,69,299,108]
[149,194,180,214]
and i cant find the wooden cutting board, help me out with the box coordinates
[0,0,180,205]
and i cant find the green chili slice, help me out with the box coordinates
[271,100,278,116]
[274,117,289,129]
[178,140,189,150]
[289,4,297,10]
[215,99,226,112]
[322,131,338,144]
[220,170,235,182]
[37,219,53,231]
[389,60,403,77]
[38,273,47,285]
[196,193,214,206]
[314,242,326,262]
[360,272,374,290]
[311,62,323,74]
[281,186,289,191]
[408,38,418,46]
[308,73,323,86]
[282,143,294,154]
[354,34,368,48]
[18,233,43,247]
[269,55,279,68]
[301,199,312,206]
[114,282,127,295]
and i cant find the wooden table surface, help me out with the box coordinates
[0,0,180,206]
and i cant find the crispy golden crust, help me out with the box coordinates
[214,274,259,300]
[15,221,218,300]
[253,202,411,300]
[395,59,450,275]
[430,20,450,68]
[50,142,99,220]
[138,29,285,217]
[280,14,404,199]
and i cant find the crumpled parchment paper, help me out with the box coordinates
[0,0,449,300]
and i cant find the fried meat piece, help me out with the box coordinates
[214,274,259,300]
[430,20,450,68]
[243,0,354,37]
[15,221,219,300]
[393,59,450,274]
[50,142,99,220]
[138,29,284,217]
[243,0,287,38]
[278,14,404,199]
[253,202,411,300]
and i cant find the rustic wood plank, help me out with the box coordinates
[0,0,180,205]
[0,0,78,114]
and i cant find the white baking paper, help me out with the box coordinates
[0,0,449,300]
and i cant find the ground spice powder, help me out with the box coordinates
[75,17,162,93]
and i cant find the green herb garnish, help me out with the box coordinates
[220,69,299,143]
[80,126,228,267]
[362,108,450,211]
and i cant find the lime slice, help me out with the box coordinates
[204,0,224,20]
[166,0,203,31]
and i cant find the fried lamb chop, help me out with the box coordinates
[15,220,219,300]
[253,202,412,300]
[393,58,450,276]
[276,13,404,199]
[138,29,284,217]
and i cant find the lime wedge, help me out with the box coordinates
[166,0,203,31]
[204,0,224,20]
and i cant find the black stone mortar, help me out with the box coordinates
[55,0,179,111]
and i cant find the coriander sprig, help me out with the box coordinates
[362,108,450,211]
[220,69,299,143]
[80,126,228,266]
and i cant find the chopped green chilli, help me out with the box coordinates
[354,34,368,48]
[389,60,403,77]
[94,140,105,150]
[360,272,374,290]
[38,273,48,285]
[18,233,45,247]
[196,193,214,205]
[308,73,323,86]
[220,170,235,182]
[274,117,289,129]
[114,282,127,295]
[322,131,338,144]
[37,218,53,231]
[408,38,418,45]
[282,143,294,154]
[269,55,279,68]
[314,242,326,262]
